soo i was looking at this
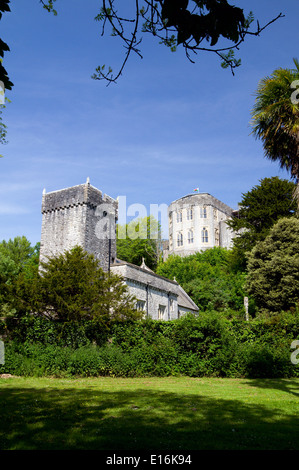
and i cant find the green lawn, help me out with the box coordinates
[1,375,299,450]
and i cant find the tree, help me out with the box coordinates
[116,215,162,271]
[0,254,18,305]
[0,236,40,311]
[251,59,299,206]
[14,246,140,324]
[227,177,297,269]
[0,0,13,92]
[0,0,13,147]
[0,236,39,269]
[245,217,299,316]
[156,247,246,314]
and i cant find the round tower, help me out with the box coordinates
[167,192,235,257]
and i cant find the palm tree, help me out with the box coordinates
[251,58,299,208]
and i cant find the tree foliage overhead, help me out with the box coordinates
[245,217,299,316]
[0,0,13,91]
[0,1,284,146]
[0,0,12,148]
[0,0,284,89]
[92,0,283,82]
[38,0,283,85]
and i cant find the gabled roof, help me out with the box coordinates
[111,258,178,293]
[111,258,199,313]
[176,284,199,312]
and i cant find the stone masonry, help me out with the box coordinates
[111,259,198,319]
[165,192,237,259]
[40,179,118,272]
[39,180,199,319]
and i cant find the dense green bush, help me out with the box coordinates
[156,248,247,313]
[246,217,299,315]
[1,312,299,379]
[235,342,294,378]
[3,315,110,348]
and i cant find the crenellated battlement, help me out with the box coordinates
[41,181,117,213]
[40,179,118,271]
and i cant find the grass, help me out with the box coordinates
[0,376,299,450]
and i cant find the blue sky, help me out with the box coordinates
[0,0,298,244]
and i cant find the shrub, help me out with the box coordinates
[236,342,294,378]
[1,310,299,379]
[246,218,299,315]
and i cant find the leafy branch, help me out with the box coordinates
[91,0,284,83]
[39,0,57,16]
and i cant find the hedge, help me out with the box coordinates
[0,311,299,378]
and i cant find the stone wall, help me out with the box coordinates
[111,261,198,320]
[125,278,178,321]
[40,181,118,271]
[167,192,235,257]
[111,262,180,320]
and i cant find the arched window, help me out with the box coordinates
[200,206,207,218]
[201,227,208,243]
[176,210,182,223]
[188,230,194,244]
[187,208,193,220]
[177,232,183,246]
[215,228,219,246]
[158,305,166,320]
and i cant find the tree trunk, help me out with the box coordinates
[294,180,299,215]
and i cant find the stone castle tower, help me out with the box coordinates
[165,192,236,259]
[40,179,118,271]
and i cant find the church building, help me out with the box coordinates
[39,180,199,320]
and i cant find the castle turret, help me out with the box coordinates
[167,192,235,257]
[40,179,118,271]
